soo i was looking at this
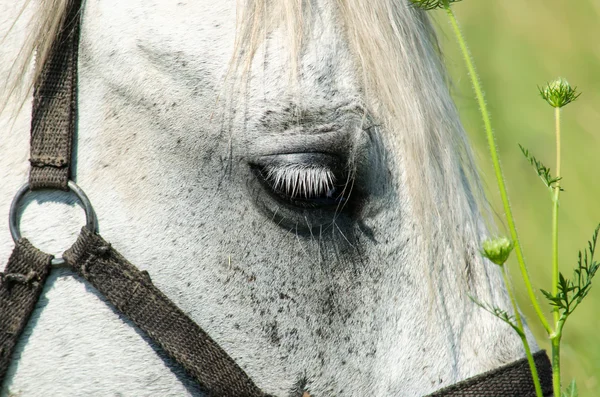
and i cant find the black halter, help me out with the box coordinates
[0,1,553,395]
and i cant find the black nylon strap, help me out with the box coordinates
[29,0,81,190]
[63,227,271,397]
[0,240,53,381]
[426,350,553,396]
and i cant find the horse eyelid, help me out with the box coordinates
[262,164,337,199]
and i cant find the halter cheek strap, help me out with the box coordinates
[29,0,80,191]
[0,0,553,396]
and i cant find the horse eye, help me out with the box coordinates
[252,154,350,209]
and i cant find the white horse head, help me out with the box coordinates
[0,0,536,395]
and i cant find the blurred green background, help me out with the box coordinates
[433,1,600,395]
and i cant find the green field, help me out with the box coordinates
[433,1,600,395]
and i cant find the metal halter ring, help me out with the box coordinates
[9,181,97,266]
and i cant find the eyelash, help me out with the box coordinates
[262,164,339,201]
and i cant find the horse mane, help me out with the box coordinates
[1,0,70,111]
[6,0,493,296]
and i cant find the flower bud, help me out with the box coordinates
[482,237,514,266]
[539,78,580,108]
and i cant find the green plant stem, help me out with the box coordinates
[551,334,561,396]
[551,107,562,396]
[501,265,544,397]
[441,1,551,335]
[552,316,567,396]
[552,108,561,326]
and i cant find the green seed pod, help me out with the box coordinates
[482,237,514,266]
[539,78,580,108]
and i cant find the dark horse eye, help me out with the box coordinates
[252,153,351,209]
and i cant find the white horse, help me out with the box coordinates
[0,0,537,395]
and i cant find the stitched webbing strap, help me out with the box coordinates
[29,0,81,190]
[426,350,553,396]
[63,227,271,397]
[0,240,53,381]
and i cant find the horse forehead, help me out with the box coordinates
[81,0,363,154]
[82,0,237,69]
[83,0,355,82]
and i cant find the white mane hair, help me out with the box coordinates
[6,0,491,307]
